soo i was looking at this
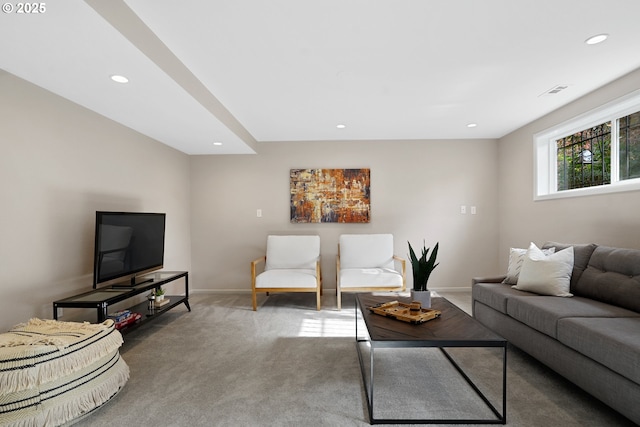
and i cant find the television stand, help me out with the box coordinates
[52,271,189,333]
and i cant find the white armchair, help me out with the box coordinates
[336,234,406,310]
[251,235,322,311]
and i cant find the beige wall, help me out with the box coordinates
[497,67,640,270]
[190,139,500,293]
[0,72,192,331]
[5,62,638,327]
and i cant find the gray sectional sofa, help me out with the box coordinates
[472,242,640,424]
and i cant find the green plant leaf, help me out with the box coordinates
[408,240,439,292]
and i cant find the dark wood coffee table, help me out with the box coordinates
[355,293,507,425]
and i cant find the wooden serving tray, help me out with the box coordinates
[368,300,442,324]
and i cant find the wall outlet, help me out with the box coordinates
[460,205,467,214]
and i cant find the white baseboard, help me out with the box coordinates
[191,286,472,294]
[191,288,252,294]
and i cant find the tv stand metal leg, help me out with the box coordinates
[98,303,108,322]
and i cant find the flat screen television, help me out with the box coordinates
[93,211,166,288]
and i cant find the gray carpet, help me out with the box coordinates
[73,292,636,426]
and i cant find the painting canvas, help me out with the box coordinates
[290,168,370,223]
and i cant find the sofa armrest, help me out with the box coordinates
[472,275,506,286]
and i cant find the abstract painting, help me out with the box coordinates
[290,168,370,223]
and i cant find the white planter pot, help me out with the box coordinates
[410,290,431,308]
[155,294,164,302]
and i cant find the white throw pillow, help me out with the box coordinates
[503,245,555,284]
[512,242,574,297]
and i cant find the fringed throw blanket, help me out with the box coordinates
[0,318,129,427]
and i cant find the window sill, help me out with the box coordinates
[535,179,640,201]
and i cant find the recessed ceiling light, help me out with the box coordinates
[585,34,608,45]
[467,123,477,128]
[110,74,129,83]
[212,142,223,146]
[336,124,346,129]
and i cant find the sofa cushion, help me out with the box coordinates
[339,268,403,288]
[542,242,597,291]
[503,245,555,285]
[575,245,640,313]
[472,282,536,314]
[513,243,573,297]
[557,317,640,385]
[506,295,640,339]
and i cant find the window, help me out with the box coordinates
[556,122,611,191]
[619,111,640,180]
[534,90,640,200]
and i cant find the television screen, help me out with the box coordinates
[93,211,166,288]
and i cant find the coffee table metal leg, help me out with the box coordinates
[356,340,375,423]
[440,347,507,424]
[356,299,372,422]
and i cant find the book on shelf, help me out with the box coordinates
[154,298,170,308]
[108,309,132,323]
[114,312,142,329]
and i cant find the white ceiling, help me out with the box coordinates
[2,0,639,155]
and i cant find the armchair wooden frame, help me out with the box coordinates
[251,256,322,311]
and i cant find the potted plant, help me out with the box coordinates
[154,286,165,302]
[408,240,439,307]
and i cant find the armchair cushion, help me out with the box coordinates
[339,268,404,288]
[255,269,318,289]
[265,235,320,270]
[338,234,395,269]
